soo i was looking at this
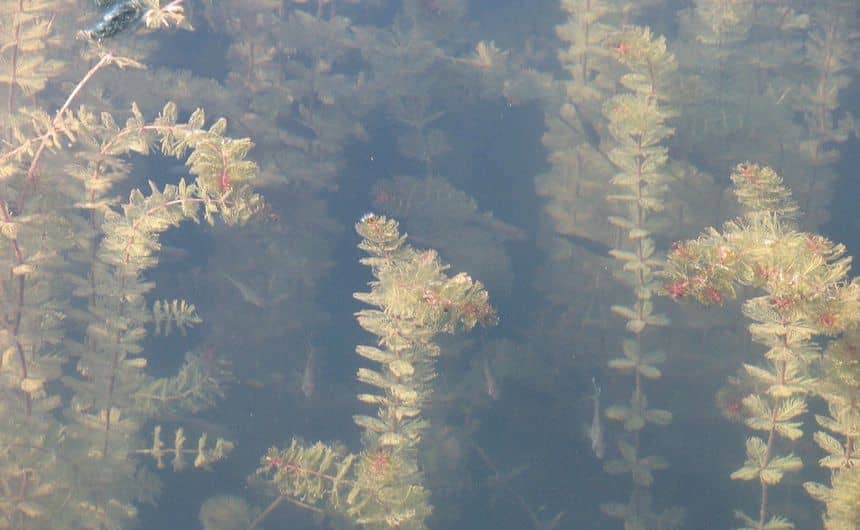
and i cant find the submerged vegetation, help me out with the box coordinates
[664,163,860,530]
[0,0,857,529]
[253,214,495,529]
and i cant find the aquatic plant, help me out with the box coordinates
[664,163,860,530]
[598,25,682,530]
[370,175,520,293]
[535,0,620,247]
[788,8,857,227]
[0,91,256,528]
[211,4,369,190]
[1,0,857,527]
[676,0,853,230]
[804,326,860,530]
[0,3,263,527]
[252,214,495,529]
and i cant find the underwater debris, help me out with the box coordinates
[482,355,499,401]
[82,0,143,41]
[589,377,605,459]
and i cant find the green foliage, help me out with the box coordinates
[350,213,494,528]
[603,26,676,320]
[611,27,678,97]
[604,383,673,432]
[606,339,667,379]
[0,43,260,525]
[537,0,623,248]
[603,439,669,487]
[664,163,853,311]
[0,0,70,104]
[555,0,622,102]
[787,10,857,223]
[62,101,263,473]
[603,91,673,216]
[254,438,432,530]
[213,7,368,190]
[354,214,496,334]
[152,298,202,336]
[804,467,860,530]
[664,162,860,530]
[811,409,859,470]
[253,213,495,529]
[688,0,754,47]
[258,439,356,508]
[741,394,806,439]
[140,425,234,471]
[370,175,520,293]
[730,437,802,484]
[134,349,229,417]
[140,0,193,32]
[820,328,860,403]
[733,510,795,530]
[803,328,860,529]
[600,23,679,530]
[346,449,431,530]
[730,164,799,221]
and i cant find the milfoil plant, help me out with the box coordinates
[252,214,495,530]
[663,163,860,530]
